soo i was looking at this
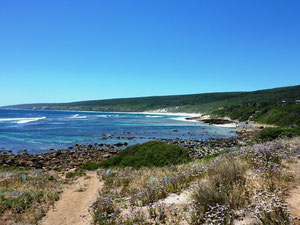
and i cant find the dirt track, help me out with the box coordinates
[40,172,103,225]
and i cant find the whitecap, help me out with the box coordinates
[97,114,119,118]
[107,115,119,117]
[70,114,87,119]
[0,117,46,124]
[145,115,164,118]
[97,115,108,118]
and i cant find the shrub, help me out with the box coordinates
[0,166,25,171]
[256,127,295,142]
[80,162,100,171]
[93,191,120,225]
[99,141,191,169]
[0,191,45,214]
[66,170,86,178]
[191,159,248,223]
[193,159,248,209]
[292,125,300,136]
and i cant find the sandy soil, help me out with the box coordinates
[286,160,300,221]
[40,172,103,225]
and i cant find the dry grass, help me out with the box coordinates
[91,137,300,224]
[193,159,248,210]
[280,136,300,149]
[0,168,63,224]
[3,137,299,224]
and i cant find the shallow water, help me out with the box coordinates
[0,109,237,154]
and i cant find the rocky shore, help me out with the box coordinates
[186,117,235,125]
[0,128,256,170]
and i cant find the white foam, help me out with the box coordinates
[70,114,87,119]
[97,114,119,118]
[0,117,46,124]
[145,115,164,118]
[97,115,108,118]
[171,117,192,122]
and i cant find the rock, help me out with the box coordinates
[25,161,34,167]
[103,154,111,158]
[114,142,124,147]
[0,129,251,170]
[201,119,234,125]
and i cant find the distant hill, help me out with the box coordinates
[3,85,300,113]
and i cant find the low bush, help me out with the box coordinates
[0,166,25,171]
[193,159,248,209]
[80,162,100,171]
[292,125,300,136]
[0,190,46,214]
[214,103,300,127]
[191,159,248,224]
[92,137,300,224]
[256,127,295,141]
[66,170,86,178]
[97,141,191,169]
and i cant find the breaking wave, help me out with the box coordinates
[0,117,47,124]
[70,114,87,119]
[145,115,164,118]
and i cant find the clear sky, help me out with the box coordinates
[0,0,299,106]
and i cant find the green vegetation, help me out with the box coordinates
[213,97,300,140]
[65,170,86,178]
[197,153,221,164]
[5,85,300,113]
[93,137,299,224]
[6,85,300,140]
[99,141,191,169]
[0,166,25,171]
[192,159,248,224]
[0,169,62,224]
[255,127,296,142]
[214,103,300,127]
[82,141,191,170]
[80,162,100,171]
[0,190,58,214]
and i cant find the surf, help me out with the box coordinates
[0,117,46,124]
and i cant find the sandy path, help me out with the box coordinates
[286,160,300,221]
[40,172,103,225]
[287,186,300,217]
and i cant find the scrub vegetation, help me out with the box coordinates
[0,169,63,224]
[5,85,300,114]
[91,137,300,225]
[81,141,191,170]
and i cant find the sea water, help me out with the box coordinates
[0,109,236,154]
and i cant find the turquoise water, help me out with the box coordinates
[0,109,236,154]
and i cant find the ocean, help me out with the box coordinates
[0,109,237,154]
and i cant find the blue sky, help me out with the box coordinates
[0,0,299,106]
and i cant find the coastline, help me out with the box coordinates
[0,108,259,170]
[2,107,267,130]
[0,107,243,128]
[2,107,204,119]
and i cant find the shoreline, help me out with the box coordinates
[5,108,273,129]
[1,107,231,127]
[1,107,204,119]
[0,128,257,171]
[0,108,262,168]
